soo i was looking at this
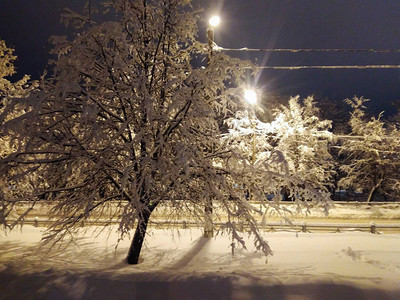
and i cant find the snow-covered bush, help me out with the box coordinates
[224,96,333,218]
[339,97,400,202]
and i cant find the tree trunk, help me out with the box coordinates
[367,178,383,203]
[367,187,378,203]
[281,187,291,202]
[126,208,153,265]
[203,198,213,238]
[367,187,377,203]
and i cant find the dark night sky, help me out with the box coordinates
[1,0,399,115]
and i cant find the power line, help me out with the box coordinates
[225,130,398,140]
[218,47,400,53]
[216,47,400,69]
[256,65,400,70]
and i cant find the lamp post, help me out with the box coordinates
[204,16,220,239]
[207,16,220,59]
[244,89,258,165]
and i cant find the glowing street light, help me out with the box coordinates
[209,16,221,27]
[244,89,258,105]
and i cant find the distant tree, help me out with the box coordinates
[0,1,331,265]
[271,96,335,200]
[339,97,400,202]
[0,40,27,97]
[0,38,33,146]
[225,96,333,213]
[0,39,37,199]
[312,96,353,199]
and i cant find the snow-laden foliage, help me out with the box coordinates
[0,39,35,147]
[339,97,400,202]
[271,97,335,198]
[0,39,37,203]
[224,96,333,220]
[0,0,271,263]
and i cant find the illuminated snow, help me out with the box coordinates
[1,225,399,299]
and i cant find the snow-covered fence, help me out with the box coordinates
[9,216,400,234]
[7,201,400,233]
[260,221,394,234]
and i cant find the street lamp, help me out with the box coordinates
[244,89,258,165]
[244,89,258,105]
[207,16,220,57]
[209,15,221,27]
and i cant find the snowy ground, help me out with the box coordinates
[1,225,400,299]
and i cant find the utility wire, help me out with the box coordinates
[257,65,400,70]
[224,130,398,140]
[218,47,400,53]
[215,47,400,69]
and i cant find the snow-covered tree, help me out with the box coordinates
[272,96,335,200]
[0,39,32,155]
[0,40,30,98]
[0,0,274,264]
[224,96,333,216]
[0,1,332,265]
[0,39,37,199]
[339,97,400,202]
